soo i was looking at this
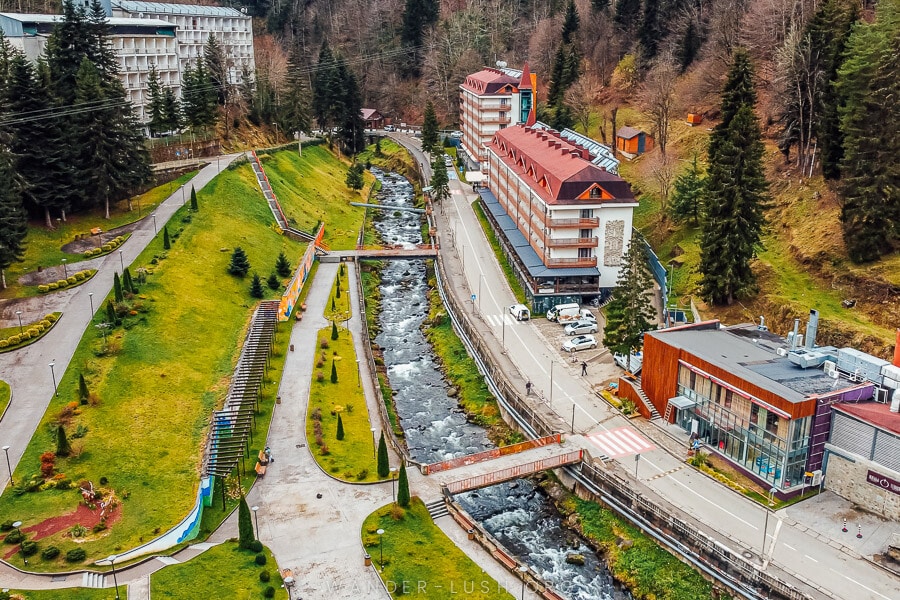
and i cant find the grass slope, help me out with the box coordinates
[0,164,305,566]
[362,499,514,600]
[0,172,197,300]
[259,145,367,250]
[150,541,287,599]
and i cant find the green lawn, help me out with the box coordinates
[11,589,110,599]
[258,145,368,250]
[323,264,352,322]
[150,541,287,599]
[305,327,378,482]
[0,379,9,416]
[0,172,197,300]
[0,164,305,567]
[471,201,527,304]
[362,499,514,600]
[0,312,62,353]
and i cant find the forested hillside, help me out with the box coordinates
[0,0,896,354]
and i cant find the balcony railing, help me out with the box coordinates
[546,237,598,248]
[480,115,512,124]
[548,217,600,228]
[545,256,597,267]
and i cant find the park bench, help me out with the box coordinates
[255,462,267,477]
[258,450,270,465]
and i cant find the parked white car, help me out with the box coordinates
[564,320,598,336]
[450,130,463,139]
[562,334,598,353]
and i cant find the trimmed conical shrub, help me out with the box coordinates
[190,186,198,210]
[396,463,410,507]
[78,374,89,404]
[250,273,264,298]
[267,272,280,290]
[377,432,389,478]
[275,252,291,277]
[331,321,338,340]
[56,425,71,457]
[238,495,255,548]
[163,226,171,250]
[330,359,338,383]
[113,272,123,303]
[336,414,345,440]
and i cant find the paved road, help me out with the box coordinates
[389,131,900,600]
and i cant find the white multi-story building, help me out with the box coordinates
[0,0,254,126]
[458,63,534,171]
[480,124,638,311]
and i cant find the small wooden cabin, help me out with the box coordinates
[615,126,654,156]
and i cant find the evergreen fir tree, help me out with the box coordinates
[637,0,660,60]
[335,58,366,155]
[56,425,71,457]
[614,0,641,32]
[312,42,338,130]
[275,252,291,277]
[282,41,312,136]
[122,268,135,294]
[399,0,439,77]
[238,495,255,548]
[163,226,171,250]
[0,150,27,290]
[602,232,656,368]
[203,33,228,105]
[396,463,410,507]
[336,414,345,440]
[670,153,705,224]
[181,62,217,129]
[146,64,167,136]
[249,273,264,298]
[377,432,389,478]
[267,272,280,290]
[430,154,450,204]
[331,321,339,340]
[421,101,439,154]
[106,299,117,325]
[561,0,581,44]
[190,186,198,210]
[592,0,610,11]
[228,247,251,277]
[330,359,338,383]
[678,20,702,72]
[708,49,757,164]
[113,272,124,303]
[78,373,89,404]
[836,0,899,261]
[162,87,181,132]
[345,163,364,190]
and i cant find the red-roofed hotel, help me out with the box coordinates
[480,124,638,311]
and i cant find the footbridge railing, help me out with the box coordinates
[423,434,562,475]
[443,450,583,495]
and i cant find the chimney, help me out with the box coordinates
[894,329,900,367]
[805,309,819,350]
[790,318,800,350]
[582,147,591,160]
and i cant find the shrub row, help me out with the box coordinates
[0,313,59,348]
[82,235,126,257]
[37,270,94,293]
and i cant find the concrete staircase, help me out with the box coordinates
[425,498,449,520]
[634,377,662,421]
[82,571,105,589]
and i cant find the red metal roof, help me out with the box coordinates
[518,62,533,90]
[461,68,519,95]
[488,126,636,205]
[833,402,900,436]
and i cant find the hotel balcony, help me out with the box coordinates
[546,237,598,248]
[546,256,597,267]
[548,217,600,228]
[480,114,512,124]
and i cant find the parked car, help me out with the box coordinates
[562,334,597,353]
[564,320,598,336]
[451,130,463,139]
[383,125,395,132]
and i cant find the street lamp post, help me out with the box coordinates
[356,359,361,387]
[61,258,67,278]
[518,565,528,600]
[49,361,58,397]
[376,528,385,571]
[478,274,483,313]
[12,522,22,564]
[549,361,555,405]
[151,213,157,235]
[571,400,577,434]
[272,123,279,140]
[107,554,120,599]
[762,507,771,557]
[88,292,94,316]
[181,185,186,205]
[251,505,260,539]
[14,311,23,334]
[119,250,124,272]
[390,467,398,503]
[371,427,377,459]
[2,446,12,486]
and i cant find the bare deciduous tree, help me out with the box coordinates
[565,71,604,135]
[642,53,679,155]
[649,151,678,218]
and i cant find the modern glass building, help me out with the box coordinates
[642,321,874,496]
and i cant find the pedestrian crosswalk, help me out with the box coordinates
[484,313,515,328]
[585,427,655,459]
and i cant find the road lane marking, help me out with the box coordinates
[783,543,796,551]
[804,555,818,563]
[829,568,892,600]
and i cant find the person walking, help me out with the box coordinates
[525,380,532,396]
[581,361,588,376]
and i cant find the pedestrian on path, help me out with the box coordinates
[525,380,532,396]
[581,361,587,376]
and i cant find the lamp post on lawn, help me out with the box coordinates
[376,528,385,571]
[119,250,124,272]
[390,467,398,504]
[14,311,23,334]
[61,258,67,278]
[49,361,58,397]
[107,554,120,599]
[2,446,12,486]
[181,185,186,205]
[151,213,157,235]
[356,359,361,387]
[88,292,94,316]
[12,522,23,564]
[370,427,377,459]
[251,505,260,539]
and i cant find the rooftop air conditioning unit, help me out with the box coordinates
[776,348,788,357]
[824,361,839,379]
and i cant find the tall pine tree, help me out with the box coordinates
[421,101,439,154]
[670,153,705,225]
[0,149,26,289]
[835,0,899,262]
[602,232,656,370]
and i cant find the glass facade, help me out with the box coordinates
[675,365,810,490]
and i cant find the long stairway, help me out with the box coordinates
[82,571,105,589]
[634,377,661,421]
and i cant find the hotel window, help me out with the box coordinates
[589,187,600,198]
[578,248,592,258]
[580,209,593,218]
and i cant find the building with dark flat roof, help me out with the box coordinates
[642,319,876,496]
